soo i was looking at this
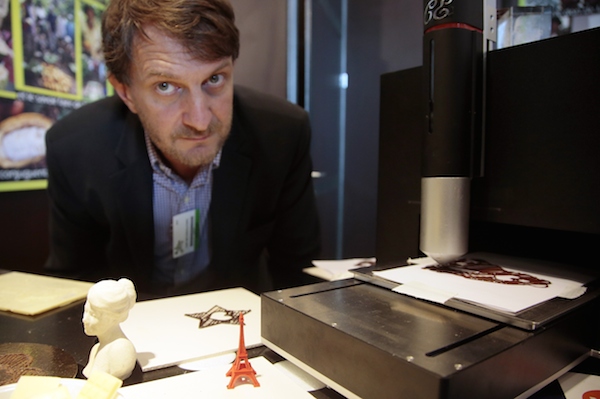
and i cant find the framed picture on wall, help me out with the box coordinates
[0,0,110,192]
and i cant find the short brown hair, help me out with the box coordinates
[102,0,240,85]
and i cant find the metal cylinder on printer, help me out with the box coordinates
[420,0,484,264]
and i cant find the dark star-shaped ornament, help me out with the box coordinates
[185,305,251,328]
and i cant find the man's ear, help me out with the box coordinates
[108,75,138,114]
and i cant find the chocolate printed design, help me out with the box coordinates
[186,305,251,328]
[424,258,551,287]
[0,353,45,385]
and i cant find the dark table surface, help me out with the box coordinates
[0,278,598,398]
[0,282,347,398]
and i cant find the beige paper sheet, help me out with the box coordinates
[0,272,93,316]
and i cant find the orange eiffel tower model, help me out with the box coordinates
[226,312,260,389]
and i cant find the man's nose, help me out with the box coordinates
[182,92,212,132]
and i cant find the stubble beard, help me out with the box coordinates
[146,116,231,170]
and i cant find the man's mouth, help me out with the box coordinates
[176,132,211,142]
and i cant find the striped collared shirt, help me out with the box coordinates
[144,132,221,286]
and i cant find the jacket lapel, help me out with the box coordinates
[211,111,252,267]
[109,111,155,282]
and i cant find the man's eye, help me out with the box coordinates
[156,82,176,94]
[207,75,222,85]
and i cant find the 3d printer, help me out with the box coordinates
[262,2,600,398]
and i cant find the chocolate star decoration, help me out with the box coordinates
[185,305,251,329]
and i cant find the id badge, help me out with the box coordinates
[172,209,199,259]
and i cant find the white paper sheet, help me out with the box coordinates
[393,281,457,304]
[307,258,376,281]
[120,288,261,371]
[119,357,315,399]
[559,372,600,399]
[374,258,588,314]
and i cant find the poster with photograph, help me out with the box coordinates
[0,0,110,192]
[521,0,600,34]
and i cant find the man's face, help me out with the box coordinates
[110,26,234,179]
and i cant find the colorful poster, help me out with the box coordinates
[0,0,110,192]
[521,0,600,34]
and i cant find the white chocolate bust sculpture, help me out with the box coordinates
[82,278,137,380]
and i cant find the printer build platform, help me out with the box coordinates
[261,279,599,399]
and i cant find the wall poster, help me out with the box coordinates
[520,0,600,35]
[0,0,110,192]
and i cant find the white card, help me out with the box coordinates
[120,288,262,371]
[172,209,199,259]
[559,372,600,399]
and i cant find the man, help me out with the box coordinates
[45,0,321,296]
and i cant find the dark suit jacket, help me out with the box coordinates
[45,86,321,296]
